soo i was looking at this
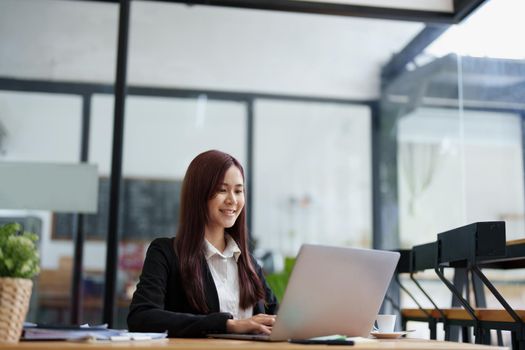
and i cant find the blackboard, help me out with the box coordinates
[52,177,181,241]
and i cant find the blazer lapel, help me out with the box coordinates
[202,261,221,312]
[253,300,265,315]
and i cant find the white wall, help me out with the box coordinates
[0,91,81,162]
[254,100,371,256]
[0,91,84,268]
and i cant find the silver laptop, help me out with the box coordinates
[209,244,400,341]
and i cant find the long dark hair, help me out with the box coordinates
[174,150,265,313]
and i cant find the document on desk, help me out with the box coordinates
[22,324,167,341]
[292,335,377,345]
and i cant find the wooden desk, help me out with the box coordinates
[403,308,525,322]
[479,238,525,269]
[0,338,506,350]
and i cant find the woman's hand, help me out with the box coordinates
[226,314,276,335]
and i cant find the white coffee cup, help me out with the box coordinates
[375,314,396,333]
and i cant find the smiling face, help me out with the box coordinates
[206,165,245,234]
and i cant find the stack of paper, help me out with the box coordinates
[22,324,167,341]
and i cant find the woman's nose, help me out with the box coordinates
[225,191,236,204]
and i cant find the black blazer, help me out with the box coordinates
[127,237,278,338]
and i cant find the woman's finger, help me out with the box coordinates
[258,313,274,318]
[254,314,276,325]
[257,324,271,335]
[260,316,276,326]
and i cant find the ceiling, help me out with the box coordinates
[0,0,489,99]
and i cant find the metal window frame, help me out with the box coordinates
[78,0,487,23]
[0,76,375,326]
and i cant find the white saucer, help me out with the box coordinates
[370,331,408,339]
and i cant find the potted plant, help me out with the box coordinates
[0,222,40,343]
[265,257,295,302]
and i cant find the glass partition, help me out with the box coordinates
[379,0,525,342]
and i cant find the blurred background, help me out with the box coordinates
[0,0,524,341]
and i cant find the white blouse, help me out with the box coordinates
[204,234,253,320]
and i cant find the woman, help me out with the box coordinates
[127,150,278,338]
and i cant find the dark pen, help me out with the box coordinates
[289,339,355,345]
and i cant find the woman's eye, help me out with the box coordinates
[219,188,227,193]
[235,190,244,194]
